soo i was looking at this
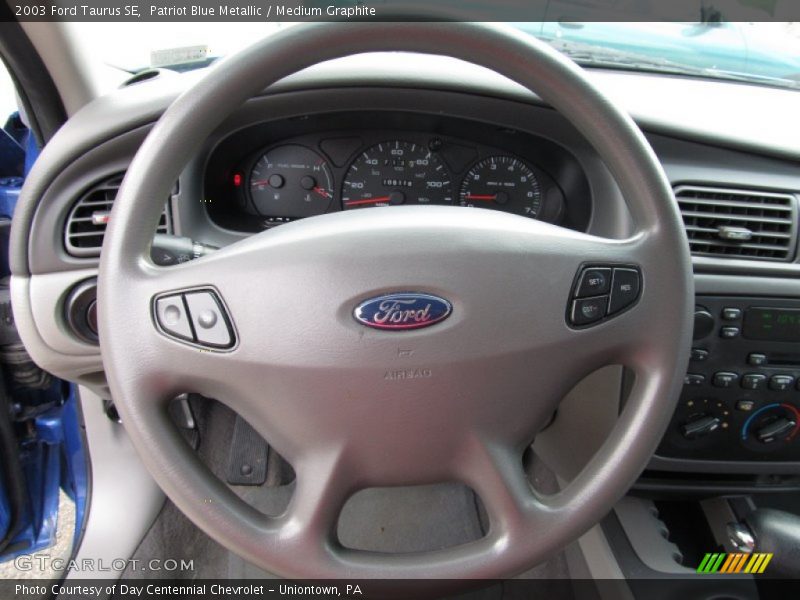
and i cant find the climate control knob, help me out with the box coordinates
[754,417,797,444]
[681,414,721,439]
[742,403,800,448]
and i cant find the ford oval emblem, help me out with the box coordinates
[354,292,452,331]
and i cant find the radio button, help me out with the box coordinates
[720,326,740,339]
[769,375,794,391]
[747,353,768,366]
[713,372,739,388]
[684,373,706,387]
[741,373,767,390]
[690,348,709,362]
[722,307,742,321]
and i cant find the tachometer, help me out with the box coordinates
[459,156,542,218]
[249,145,334,219]
[342,141,452,209]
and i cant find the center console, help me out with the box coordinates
[657,296,800,464]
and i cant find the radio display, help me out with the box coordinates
[743,307,800,342]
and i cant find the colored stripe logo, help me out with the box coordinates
[697,552,773,574]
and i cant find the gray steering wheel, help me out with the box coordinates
[98,22,693,580]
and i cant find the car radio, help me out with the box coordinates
[657,296,800,463]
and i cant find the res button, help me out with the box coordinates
[608,268,641,315]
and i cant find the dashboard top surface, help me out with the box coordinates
[46,53,800,165]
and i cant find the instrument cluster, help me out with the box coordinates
[203,114,589,233]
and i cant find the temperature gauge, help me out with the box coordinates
[249,145,334,219]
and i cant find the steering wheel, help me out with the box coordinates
[98,22,692,581]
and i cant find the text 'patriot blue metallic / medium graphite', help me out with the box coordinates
[354,293,452,331]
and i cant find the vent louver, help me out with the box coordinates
[675,185,798,262]
[65,175,172,258]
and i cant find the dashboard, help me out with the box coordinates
[10,53,800,489]
[202,111,588,233]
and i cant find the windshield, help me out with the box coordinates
[72,21,800,91]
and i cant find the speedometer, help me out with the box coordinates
[342,141,452,209]
[459,156,542,218]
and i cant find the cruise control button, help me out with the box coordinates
[576,268,611,298]
[769,375,794,391]
[185,291,233,348]
[571,295,608,326]
[741,373,767,390]
[608,268,640,314]
[155,295,193,341]
[713,372,739,388]
[748,353,768,366]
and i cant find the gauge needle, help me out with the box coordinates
[344,196,391,207]
[464,194,497,202]
[313,187,331,199]
[251,179,271,186]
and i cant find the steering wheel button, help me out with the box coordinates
[197,310,218,329]
[576,268,611,297]
[184,291,233,348]
[155,295,193,341]
[608,268,641,314]
[571,295,608,326]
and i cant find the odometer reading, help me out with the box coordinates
[459,156,542,218]
[342,141,452,209]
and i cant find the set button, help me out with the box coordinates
[569,266,640,326]
[154,289,235,349]
[575,268,611,297]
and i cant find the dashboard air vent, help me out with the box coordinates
[675,185,798,262]
[65,175,172,258]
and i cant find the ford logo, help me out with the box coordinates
[354,293,452,331]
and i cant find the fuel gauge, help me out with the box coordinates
[249,145,334,219]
